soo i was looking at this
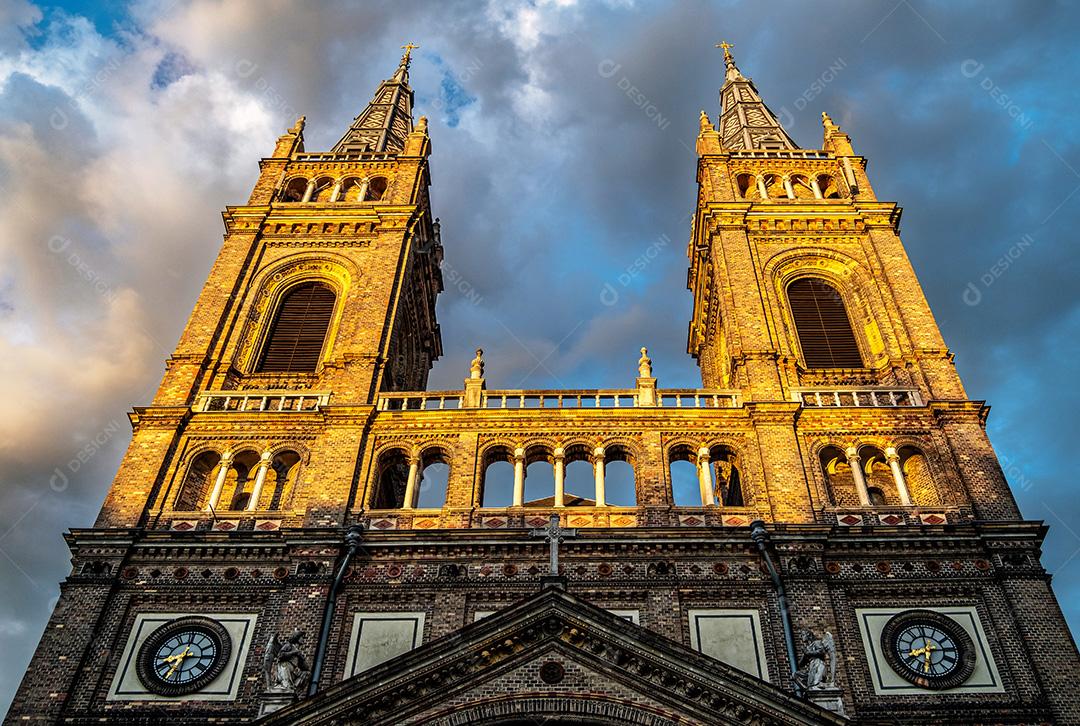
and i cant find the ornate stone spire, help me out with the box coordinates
[714,42,798,151]
[331,44,418,154]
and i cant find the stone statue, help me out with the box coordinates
[470,348,484,379]
[793,628,836,692]
[263,629,310,698]
[638,347,652,378]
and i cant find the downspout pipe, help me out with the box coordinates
[750,520,802,697]
[309,524,365,696]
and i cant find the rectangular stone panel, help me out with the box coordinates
[687,608,770,681]
[343,612,426,678]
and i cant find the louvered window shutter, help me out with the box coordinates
[787,278,863,368]
[256,282,335,373]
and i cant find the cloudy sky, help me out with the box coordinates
[0,0,1077,710]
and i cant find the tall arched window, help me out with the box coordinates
[256,281,335,373]
[787,278,863,368]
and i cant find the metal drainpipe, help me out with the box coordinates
[749,520,802,697]
[308,524,365,696]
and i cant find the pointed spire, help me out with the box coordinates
[714,41,798,151]
[331,44,419,155]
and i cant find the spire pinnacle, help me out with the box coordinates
[714,43,797,151]
[332,48,418,155]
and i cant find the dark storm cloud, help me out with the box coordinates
[0,0,1077,711]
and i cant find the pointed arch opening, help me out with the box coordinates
[820,445,859,507]
[787,277,863,369]
[256,281,336,373]
[281,177,309,202]
[265,450,301,510]
[563,444,596,506]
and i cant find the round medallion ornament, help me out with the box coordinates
[135,616,232,696]
[539,660,565,684]
[880,609,976,689]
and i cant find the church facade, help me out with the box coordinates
[8,45,1080,725]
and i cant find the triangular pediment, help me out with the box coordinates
[259,586,845,725]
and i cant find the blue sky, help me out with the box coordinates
[0,0,1078,713]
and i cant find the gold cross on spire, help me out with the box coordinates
[401,42,420,63]
[716,40,734,63]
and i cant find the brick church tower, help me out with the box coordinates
[9,46,1080,725]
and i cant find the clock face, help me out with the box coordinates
[135,617,232,696]
[880,610,977,689]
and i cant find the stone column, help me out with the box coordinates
[885,447,913,506]
[402,454,420,509]
[357,179,370,202]
[246,452,272,512]
[811,178,824,199]
[593,446,606,507]
[845,447,871,506]
[513,448,525,507]
[757,177,769,199]
[783,178,795,199]
[301,180,315,203]
[329,180,343,202]
[206,451,232,511]
[697,446,716,506]
[553,448,566,508]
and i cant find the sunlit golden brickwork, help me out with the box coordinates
[9,46,1080,726]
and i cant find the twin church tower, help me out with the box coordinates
[9,43,1079,725]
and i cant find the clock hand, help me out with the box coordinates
[922,642,936,673]
[164,647,193,680]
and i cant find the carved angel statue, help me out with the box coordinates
[470,348,485,379]
[793,628,836,692]
[263,629,310,698]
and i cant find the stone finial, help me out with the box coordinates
[821,111,839,134]
[469,348,485,379]
[637,347,653,378]
[290,116,306,134]
[699,109,712,133]
[416,115,428,133]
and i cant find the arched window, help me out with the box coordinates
[365,176,388,201]
[373,449,409,509]
[176,451,221,510]
[817,174,842,199]
[669,445,700,506]
[256,281,336,373]
[736,173,759,200]
[787,278,863,368]
[225,450,261,510]
[563,444,595,506]
[340,177,364,202]
[523,447,555,506]
[710,445,744,506]
[820,445,860,507]
[266,450,301,510]
[311,177,335,202]
[281,177,308,202]
[481,446,515,508]
[417,449,450,508]
[900,446,939,506]
[604,445,637,507]
[762,173,785,199]
[790,174,815,199]
[866,487,887,506]
[859,446,897,505]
